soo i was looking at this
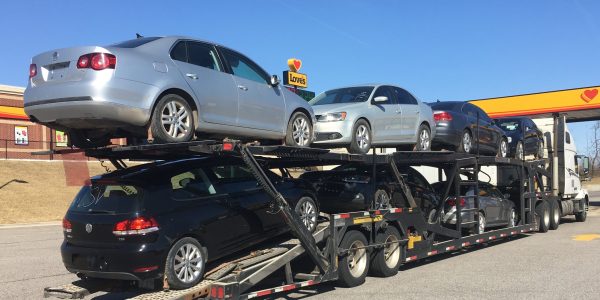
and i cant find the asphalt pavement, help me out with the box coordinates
[1,191,599,300]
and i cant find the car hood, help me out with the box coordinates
[311,102,365,115]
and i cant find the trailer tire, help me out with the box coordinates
[165,237,206,290]
[535,201,550,233]
[575,198,588,222]
[370,226,402,277]
[337,230,370,287]
[549,200,560,230]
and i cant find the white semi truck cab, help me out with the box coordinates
[533,116,590,220]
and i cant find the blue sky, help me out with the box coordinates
[0,0,598,153]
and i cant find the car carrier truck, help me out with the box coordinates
[39,139,568,300]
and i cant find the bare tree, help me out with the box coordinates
[588,121,600,178]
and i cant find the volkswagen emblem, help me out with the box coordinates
[85,223,93,233]
[52,51,58,61]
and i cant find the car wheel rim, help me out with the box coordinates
[478,214,485,234]
[292,116,310,146]
[161,100,191,139]
[553,205,559,224]
[373,191,390,210]
[383,234,400,268]
[173,243,203,283]
[419,129,430,150]
[297,200,317,232]
[463,132,472,153]
[347,240,367,278]
[544,208,550,226]
[517,143,523,160]
[501,140,508,157]
[356,125,370,151]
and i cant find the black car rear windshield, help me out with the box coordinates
[309,87,374,106]
[69,184,143,214]
[110,37,161,48]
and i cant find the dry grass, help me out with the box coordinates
[0,160,108,224]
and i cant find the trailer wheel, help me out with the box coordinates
[575,198,588,222]
[370,226,402,277]
[165,237,206,290]
[337,230,369,287]
[535,201,550,233]
[549,200,560,230]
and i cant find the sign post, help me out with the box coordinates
[283,58,315,101]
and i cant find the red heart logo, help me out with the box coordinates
[293,60,301,72]
[581,89,598,103]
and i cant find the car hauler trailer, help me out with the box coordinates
[42,140,561,300]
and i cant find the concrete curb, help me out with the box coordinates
[0,221,61,229]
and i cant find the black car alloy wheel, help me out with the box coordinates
[165,237,206,289]
[294,196,318,233]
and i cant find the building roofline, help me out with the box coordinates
[0,84,25,96]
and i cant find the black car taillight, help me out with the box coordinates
[62,218,72,233]
[113,216,159,236]
[446,197,466,207]
[77,53,116,70]
[434,111,453,122]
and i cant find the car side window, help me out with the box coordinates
[565,132,571,144]
[373,86,396,105]
[170,168,217,200]
[170,41,187,62]
[394,87,418,105]
[187,42,221,71]
[221,48,269,84]
[490,187,504,198]
[463,104,476,117]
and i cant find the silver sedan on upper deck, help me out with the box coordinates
[309,84,435,154]
[24,36,315,148]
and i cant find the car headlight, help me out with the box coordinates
[317,112,347,122]
[507,137,512,143]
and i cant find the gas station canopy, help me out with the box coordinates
[469,86,600,122]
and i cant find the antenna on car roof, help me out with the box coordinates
[136,33,144,39]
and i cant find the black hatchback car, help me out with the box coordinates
[429,101,508,157]
[299,163,439,220]
[61,157,318,290]
[497,117,544,159]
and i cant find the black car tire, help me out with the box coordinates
[337,230,369,287]
[535,139,545,159]
[150,94,195,144]
[294,196,319,233]
[165,237,206,290]
[371,189,391,210]
[67,130,110,149]
[497,138,508,158]
[458,129,472,154]
[348,119,372,154]
[535,201,550,233]
[415,124,431,151]
[370,226,402,277]
[575,198,587,222]
[285,112,312,147]
[549,199,560,230]
[515,141,524,160]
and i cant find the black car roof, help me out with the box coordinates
[92,156,246,186]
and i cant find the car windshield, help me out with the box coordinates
[499,121,520,131]
[69,184,143,214]
[309,87,373,106]
[110,37,161,48]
